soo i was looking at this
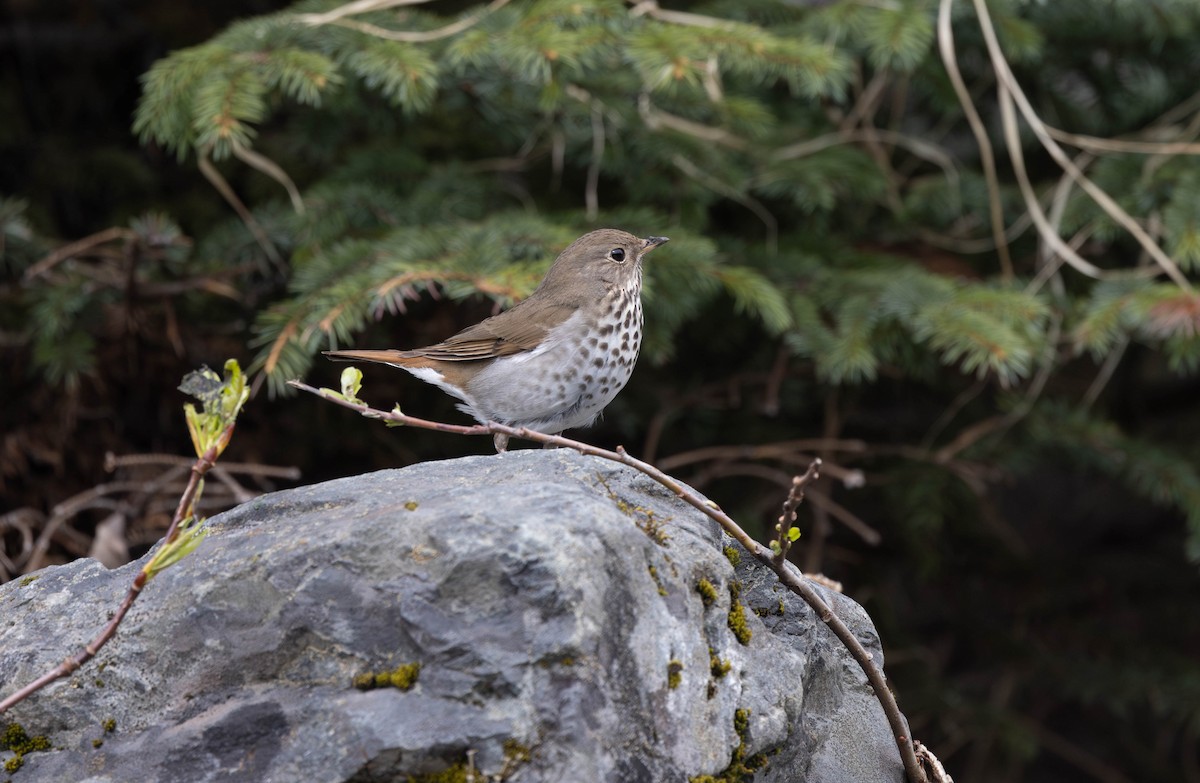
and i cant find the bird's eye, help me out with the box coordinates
[609,248,626,263]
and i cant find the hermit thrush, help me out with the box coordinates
[325,229,668,451]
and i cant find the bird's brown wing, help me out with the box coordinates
[325,297,576,365]
[415,298,574,361]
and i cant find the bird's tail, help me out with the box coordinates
[323,349,420,367]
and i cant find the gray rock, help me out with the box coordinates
[0,450,903,782]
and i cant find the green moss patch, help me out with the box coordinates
[2,723,50,774]
[353,661,421,691]
[726,583,752,645]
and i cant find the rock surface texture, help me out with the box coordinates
[0,450,903,782]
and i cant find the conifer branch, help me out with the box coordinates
[264,321,299,377]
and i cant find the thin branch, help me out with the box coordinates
[670,153,779,253]
[772,129,961,198]
[773,461,822,564]
[972,0,1192,290]
[586,103,605,220]
[916,211,1034,255]
[937,0,1013,279]
[998,88,1106,279]
[310,0,512,43]
[197,149,283,267]
[295,0,434,26]
[1023,720,1134,783]
[1081,334,1129,409]
[921,378,987,451]
[1044,125,1200,156]
[1024,156,1095,296]
[638,94,749,150]
[105,452,302,480]
[231,143,305,214]
[24,227,136,280]
[288,378,932,783]
[840,68,891,134]
[761,343,789,417]
[627,0,741,30]
[657,438,868,472]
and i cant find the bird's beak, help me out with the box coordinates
[641,236,669,256]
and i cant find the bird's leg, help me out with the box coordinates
[493,432,509,453]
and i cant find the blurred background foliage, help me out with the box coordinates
[3,0,1200,780]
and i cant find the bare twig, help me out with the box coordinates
[104,451,302,480]
[772,461,822,564]
[998,88,1106,280]
[774,128,960,184]
[627,0,741,30]
[1081,334,1129,409]
[1044,126,1200,156]
[295,0,434,26]
[288,378,933,783]
[670,153,779,253]
[586,103,605,220]
[197,148,283,267]
[1023,720,1134,783]
[972,0,1192,290]
[0,443,219,715]
[657,438,868,471]
[231,144,305,214]
[936,0,1013,279]
[638,94,749,150]
[306,0,512,43]
[23,226,137,280]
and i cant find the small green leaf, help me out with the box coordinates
[787,527,801,542]
[178,360,249,457]
[143,517,208,578]
[340,366,364,403]
[769,540,782,555]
